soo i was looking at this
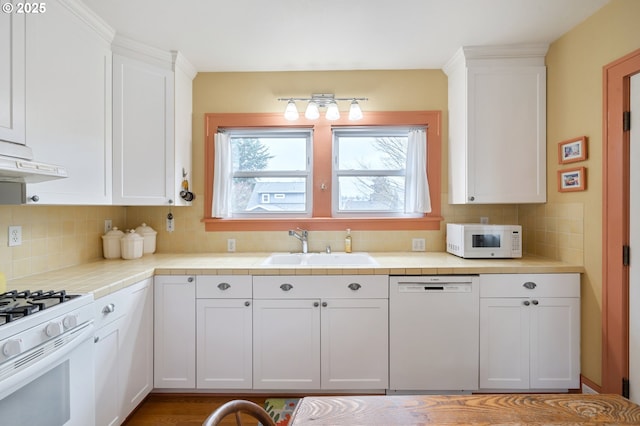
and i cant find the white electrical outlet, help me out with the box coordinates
[104,219,112,233]
[8,226,22,247]
[227,239,236,252]
[412,238,425,252]
[480,216,489,224]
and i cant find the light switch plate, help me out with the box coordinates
[8,226,22,247]
[227,239,236,252]
[104,219,112,234]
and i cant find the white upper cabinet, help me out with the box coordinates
[112,36,196,206]
[0,6,26,145]
[24,0,114,204]
[444,44,548,204]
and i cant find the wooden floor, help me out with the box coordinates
[123,394,269,426]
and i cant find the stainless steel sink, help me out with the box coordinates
[262,252,378,266]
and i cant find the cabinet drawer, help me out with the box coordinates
[196,275,252,299]
[94,291,126,329]
[253,275,388,299]
[94,278,152,329]
[479,273,580,298]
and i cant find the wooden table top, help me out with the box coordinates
[288,394,640,425]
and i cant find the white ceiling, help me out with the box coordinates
[82,0,610,72]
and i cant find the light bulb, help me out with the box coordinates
[305,101,320,120]
[284,100,299,120]
[348,100,363,120]
[325,101,340,120]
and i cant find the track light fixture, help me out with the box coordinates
[278,93,368,121]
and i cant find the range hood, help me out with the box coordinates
[0,141,68,184]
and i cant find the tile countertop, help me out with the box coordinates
[6,252,584,300]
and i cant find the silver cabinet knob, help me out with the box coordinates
[523,281,537,290]
[29,195,40,203]
[102,303,115,314]
[187,277,194,283]
[218,282,231,291]
[280,283,293,292]
[531,300,539,305]
[244,301,251,307]
[523,300,531,306]
[468,196,475,201]
[322,301,328,307]
[348,283,361,291]
[313,301,319,307]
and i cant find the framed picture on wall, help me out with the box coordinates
[558,136,587,164]
[558,167,587,192]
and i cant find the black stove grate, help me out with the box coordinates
[0,289,80,326]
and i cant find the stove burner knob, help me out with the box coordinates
[63,314,78,329]
[45,321,63,338]
[3,339,23,357]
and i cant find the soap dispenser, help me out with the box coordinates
[345,229,352,253]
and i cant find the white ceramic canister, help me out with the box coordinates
[120,230,144,259]
[135,223,157,254]
[102,227,125,259]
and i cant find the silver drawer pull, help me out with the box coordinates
[218,282,231,291]
[245,301,251,307]
[280,283,293,292]
[523,281,537,290]
[348,283,362,291]
[102,303,115,314]
[187,277,194,283]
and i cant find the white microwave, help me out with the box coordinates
[446,223,522,258]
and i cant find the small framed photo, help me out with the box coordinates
[558,167,587,192]
[558,136,587,164]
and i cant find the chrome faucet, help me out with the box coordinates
[289,228,308,254]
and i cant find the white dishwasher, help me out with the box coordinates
[389,275,479,392]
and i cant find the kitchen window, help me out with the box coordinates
[332,127,430,217]
[213,129,312,218]
[204,111,442,231]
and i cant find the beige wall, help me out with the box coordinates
[535,0,640,386]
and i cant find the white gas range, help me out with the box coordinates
[0,289,95,426]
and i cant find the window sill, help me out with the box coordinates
[203,216,443,232]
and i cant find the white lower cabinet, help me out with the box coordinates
[154,275,196,388]
[196,276,253,389]
[479,273,580,390]
[252,275,389,391]
[94,278,153,426]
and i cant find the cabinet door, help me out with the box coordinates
[112,54,174,205]
[321,298,388,389]
[94,317,123,426]
[119,279,153,418]
[197,299,252,389]
[0,8,25,144]
[466,66,546,204]
[154,276,196,388]
[25,0,112,204]
[480,298,530,389]
[530,297,580,389]
[253,299,320,390]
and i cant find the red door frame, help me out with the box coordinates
[602,48,640,393]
